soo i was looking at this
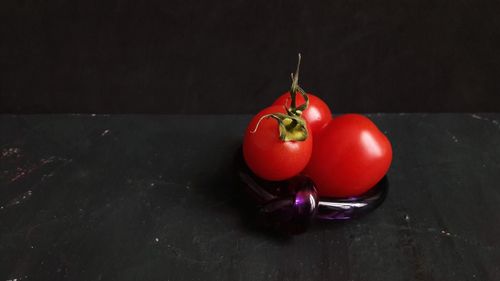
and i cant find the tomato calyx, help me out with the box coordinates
[251,112,308,141]
[251,54,311,142]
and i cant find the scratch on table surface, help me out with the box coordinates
[2,190,33,209]
[1,147,20,158]
[378,223,496,251]
[41,172,55,181]
[4,155,71,184]
[445,130,459,143]
[441,229,452,236]
[1,155,73,213]
[471,114,500,129]
[6,276,28,281]
[471,114,485,120]
[163,243,224,266]
[9,167,34,183]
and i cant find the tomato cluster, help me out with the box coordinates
[243,55,392,198]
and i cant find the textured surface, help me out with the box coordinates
[2,1,500,113]
[0,114,500,280]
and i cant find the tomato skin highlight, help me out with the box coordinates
[273,92,332,137]
[243,106,313,181]
[305,114,392,197]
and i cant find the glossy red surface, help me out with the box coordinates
[243,105,313,181]
[305,114,392,197]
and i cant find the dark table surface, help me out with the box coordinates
[1,114,499,281]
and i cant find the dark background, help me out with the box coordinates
[1,0,500,114]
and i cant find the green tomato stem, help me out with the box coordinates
[250,54,311,142]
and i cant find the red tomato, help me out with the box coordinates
[243,105,313,181]
[273,93,332,137]
[305,114,392,197]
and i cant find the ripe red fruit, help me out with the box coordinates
[243,105,313,181]
[305,114,392,197]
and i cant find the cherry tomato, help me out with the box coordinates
[243,105,313,181]
[305,114,392,197]
[273,93,332,137]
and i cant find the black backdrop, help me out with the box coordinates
[1,0,500,114]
